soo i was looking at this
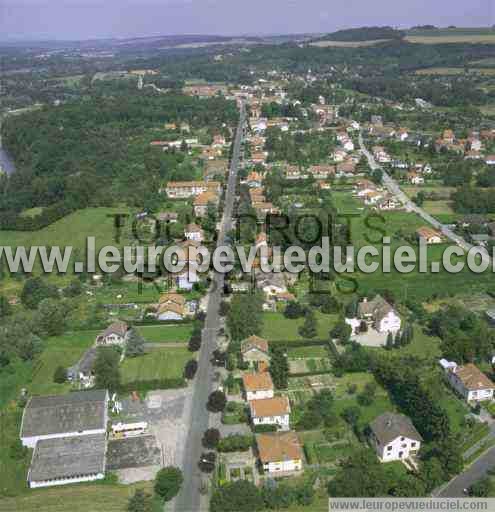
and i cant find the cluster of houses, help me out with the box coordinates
[353,179,401,210]
[238,335,304,475]
[164,180,222,218]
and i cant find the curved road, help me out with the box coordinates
[359,132,490,264]
[172,103,246,512]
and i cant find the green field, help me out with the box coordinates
[137,324,193,343]
[27,331,98,396]
[262,312,338,341]
[0,480,155,512]
[120,347,191,383]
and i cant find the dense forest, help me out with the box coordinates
[0,89,238,228]
[315,26,405,42]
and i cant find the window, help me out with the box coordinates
[387,445,392,451]
[411,442,416,447]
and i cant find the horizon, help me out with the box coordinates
[1,0,494,42]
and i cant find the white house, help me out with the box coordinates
[156,292,186,321]
[20,390,109,449]
[486,155,495,166]
[441,360,495,402]
[416,227,443,245]
[249,397,290,430]
[95,321,129,347]
[241,335,271,366]
[242,372,274,401]
[184,223,205,242]
[356,295,401,334]
[369,412,422,463]
[256,431,303,474]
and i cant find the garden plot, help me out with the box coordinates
[288,358,332,375]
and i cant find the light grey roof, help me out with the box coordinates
[68,348,97,377]
[21,390,108,438]
[28,434,106,482]
[370,412,422,446]
[358,295,396,323]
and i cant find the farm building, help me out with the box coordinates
[20,389,109,448]
[27,433,107,489]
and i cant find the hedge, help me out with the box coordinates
[217,434,254,453]
[268,339,330,348]
[119,377,186,394]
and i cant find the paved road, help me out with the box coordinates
[437,445,495,497]
[172,103,246,512]
[359,132,490,265]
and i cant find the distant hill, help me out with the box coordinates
[314,26,405,43]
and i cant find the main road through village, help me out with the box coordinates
[172,102,246,512]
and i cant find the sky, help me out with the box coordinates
[1,0,494,41]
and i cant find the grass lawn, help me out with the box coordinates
[395,325,441,360]
[120,347,191,383]
[0,481,155,512]
[27,331,98,396]
[262,312,338,341]
[137,324,193,343]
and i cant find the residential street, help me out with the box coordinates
[172,103,246,512]
[358,132,490,263]
[436,446,495,497]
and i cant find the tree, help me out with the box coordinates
[341,406,361,427]
[53,366,67,384]
[269,347,289,389]
[188,333,202,352]
[184,359,198,379]
[0,295,11,318]
[94,347,121,392]
[469,477,493,497]
[210,480,264,512]
[20,277,57,309]
[154,467,183,502]
[357,382,376,406]
[36,298,67,336]
[202,428,220,449]
[298,310,317,338]
[9,439,28,460]
[284,301,305,319]
[330,319,352,344]
[328,448,389,497]
[320,294,339,314]
[64,279,83,297]
[198,451,216,473]
[127,488,153,512]
[227,293,263,341]
[207,390,227,412]
[386,332,394,350]
[126,329,145,357]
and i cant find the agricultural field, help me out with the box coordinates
[261,312,338,341]
[406,28,495,44]
[415,67,495,76]
[120,346,191,383]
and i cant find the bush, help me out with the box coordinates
[253,424,277,433]
[53,365,67,384]
[9,439,28,460]
[207,390,227,412]
[188,334,202,352]
[202,428,221,449]
[199,451,217,473]
[217,434,253,452]
[154,467,183,502]
[184,359,198,379]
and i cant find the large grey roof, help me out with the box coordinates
[370,412,422,445]
[28,434,106,482]
[21,390,108,438]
